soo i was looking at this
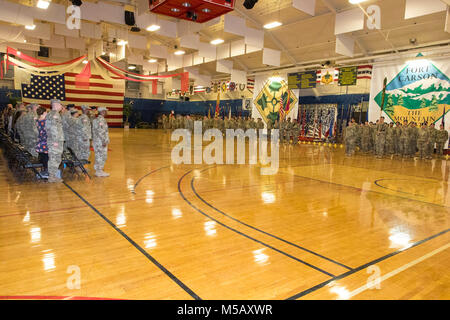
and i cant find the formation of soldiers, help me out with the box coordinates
[159,113,302,144]
[1,101,110,182]
[344,116,449,159]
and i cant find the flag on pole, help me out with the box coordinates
[215,91,220,118]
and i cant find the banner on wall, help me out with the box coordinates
[369,56,450,124]
[338,66,358,86]
[253,79,298,124]
[288,71,317,89]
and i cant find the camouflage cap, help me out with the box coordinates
[81,105,89,110]
[98,107,107,112]
[50,99,61,105]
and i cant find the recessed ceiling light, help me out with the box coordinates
[210,39,224,45]
[25,24,36,30]
[349,0,368,4]
[36,0,50,9]
[148,59,157,63]
[171,8,180,12]
[23,39,27,43]
[181,2,191,7]
[174,50,185,55]
[202,8,211,13]
[128,65,136,70]
[146,24,160,32]
[118,40,128,46]
[82,60,88,64]
[263,21,282,29]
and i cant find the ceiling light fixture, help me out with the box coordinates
[36,0,50,9]
[148,59,157,63]
[202,8,211,13]
[146,24,160,32]
[82,60,88,64]
[263,21,282,29]
[210,39,224,45]
[182,2,191,7]
[348,0,368,4]
[128,65,136,70]
[174,50,185,55]
[25,25,36,30]
[171,8,180,12]
[117,40,128,46]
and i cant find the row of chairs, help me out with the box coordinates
[0,129,91,182]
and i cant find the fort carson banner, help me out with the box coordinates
[369,56,450,126]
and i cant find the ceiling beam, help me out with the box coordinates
[233,7,298,65]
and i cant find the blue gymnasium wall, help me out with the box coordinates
[123,98,250,127]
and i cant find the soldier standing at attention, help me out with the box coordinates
[436,123,449,157]
[21,104,39,157]
[290,120,300,145]
[408,122,418,158]
[78,106,92,161]
[385,122,395,156]
[256,118,264,137]
[361,122,371,153]
[394,122,402,156]
[162,114,169,132]
[344,122,356,156]
[92,107,110,177]
[267,118,274,140]
[45,99,65,183]
[417,122,430,160]
[400,120,409,158]
[375,116,388,158]
[69,108,82,158]
[426,123,437,159]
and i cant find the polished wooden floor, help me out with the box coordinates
[0,129,448,300]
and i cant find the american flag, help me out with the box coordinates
[21,72,125,127]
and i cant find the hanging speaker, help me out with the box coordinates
[125,11,135,26]
[38,46,49,57]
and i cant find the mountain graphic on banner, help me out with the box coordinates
[374,58,450,122]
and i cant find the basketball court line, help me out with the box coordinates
[286,228,449,299]
[280,171,450,210]
[178,168,337,277]
[63,181,202,300]
[191,167,353,271]
[131,165,171,193]
[344,242,450,300]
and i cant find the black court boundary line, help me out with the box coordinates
[374,178,435,197]
[132,165,171,193]
[286,228,450,300]
[280,171,450,210]
[178,169,336,278]
[191,167,353,271]
[63,181,202,300]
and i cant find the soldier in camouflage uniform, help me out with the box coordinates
[408,122,418,158]
[290,120,300,144]
[436,124,449,157]
[69,108,82,159]
[78,106,92,161]
[344,122,357,156]
[45,99,65,183]
[417,122,430,160]
[21,104,39,157]
[162,114,169,132]
[394,122,402,156]
[385,122,395,155]
[400,120,409,157]
[92,107,110,177]
[369,122,376,153]
[267,118,274,140]
[361,122,371,153]
[426,123,437,159]
[375,117,388,158]
[256,118,264,137]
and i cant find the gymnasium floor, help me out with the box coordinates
[0,129,449,300]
